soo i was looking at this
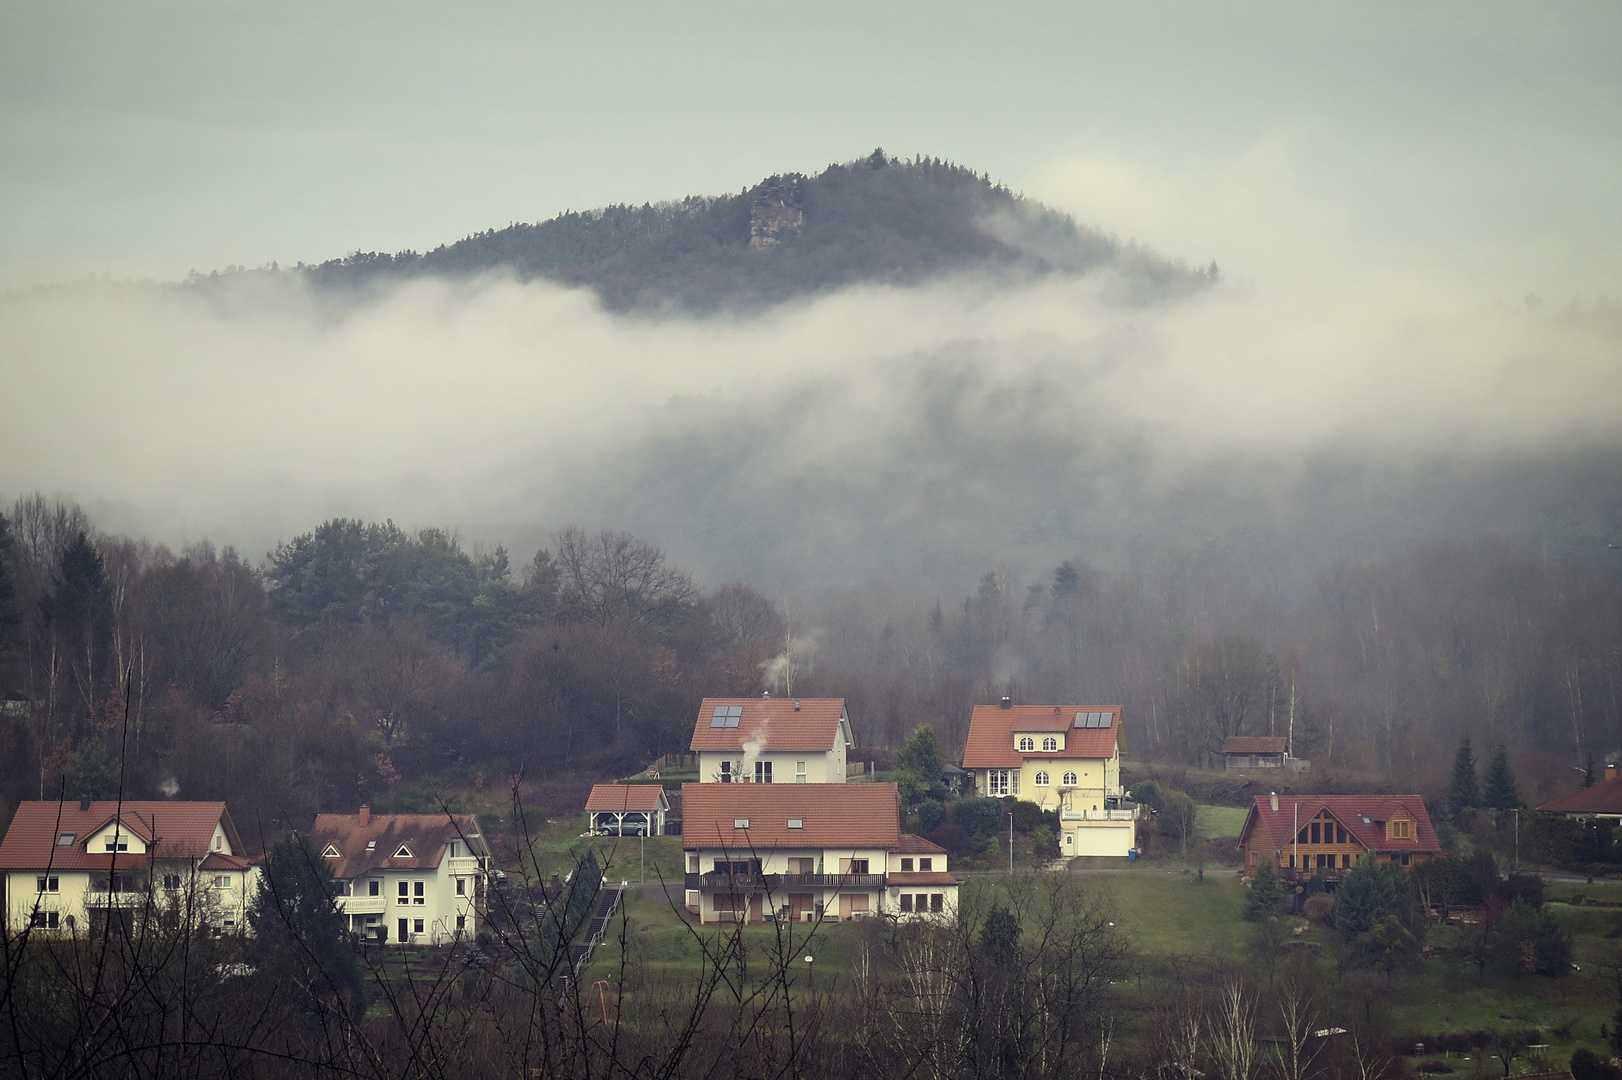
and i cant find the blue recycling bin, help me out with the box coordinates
[1127,848,1139,862]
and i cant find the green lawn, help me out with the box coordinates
[1195,805,1248,840]
[1084,872,1247,956]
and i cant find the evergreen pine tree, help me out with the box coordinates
[1449,735,1480,815]
[250,833,363,1011]
[1244,857,1285,920]
[1483,744,1522,812]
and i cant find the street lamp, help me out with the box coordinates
[803,954,814,992]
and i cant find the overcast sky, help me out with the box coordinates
[3,2,1620,586]
[3,2,1619,291]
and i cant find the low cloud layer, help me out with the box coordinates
[3,238,1619,595]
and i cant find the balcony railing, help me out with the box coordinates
[86,889,145,907]
[446,857,483,876]
[337,895,388,914]
[1061,808,1137,822]
[685,872,887,891]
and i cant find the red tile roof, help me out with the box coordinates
[681,783,899,850]
[689,697,849,753]
[962,704,1124,769]
[199,852,256,871]
[1223,736,1288,755]
[308,812,483,880]
[0,801,238,871]
[1538,777,1622,815]
[889,833,946,854]
[585,784,668,813]
[1239,795,1442,854]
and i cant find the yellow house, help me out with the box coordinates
[0,800,257,938]
[961,700,1134,857]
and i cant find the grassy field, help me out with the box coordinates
[1195,805,1248,840]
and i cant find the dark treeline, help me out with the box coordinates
[1,494,1620,839]
[189,151,1210,312]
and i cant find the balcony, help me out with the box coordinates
[86,889,145,908]
[337,895,387,914]
[1061,808,1137,822]
[685,872,887,891]
[446,856,483,876]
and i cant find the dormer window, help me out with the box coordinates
[322,844,342,858]
[104,834,128,853]
[1388,819,1412,841]
[1042,737,1058,752]
[1018,736,1035,752]
[394,844,413,859]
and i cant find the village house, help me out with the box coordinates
[1238,792,1442,880]
[961,699,1134,857]
[308,806,489,945]
[681,782,958,924]
[585,783,670,836]
[0,800,257,938]
[689,696,853,785]
[1537,764,1622,823]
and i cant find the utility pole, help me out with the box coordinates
[1287,675,1297,760]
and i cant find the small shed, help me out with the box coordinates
[585,784,669,836]
[1222,736,1288,770]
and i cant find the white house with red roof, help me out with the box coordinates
[308,806,489,945]
[1238,793,1442,880]
[961,699,1133,857]
[585,783,670,836]
[681,782,958,924]
[689,696,853,785]
[0,800,257,938]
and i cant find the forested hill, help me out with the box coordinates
[274,151,1210,311]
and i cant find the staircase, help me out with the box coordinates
[558,880,626,993]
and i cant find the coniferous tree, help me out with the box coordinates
[1484,744,1522,812]
[1244,857,1285,920]
[250,832,363,1012]
[1449,735,1480,815]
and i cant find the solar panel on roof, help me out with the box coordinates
[710,704,742,728]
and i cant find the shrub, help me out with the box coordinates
[1304,894,1335,922]
[1244,859,1286,921]
[916,798,946,833]
[1127,781,1162,809]
[954,797,1005,837]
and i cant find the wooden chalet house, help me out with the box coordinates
[1239,793,1442,881]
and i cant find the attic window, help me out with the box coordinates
[394,845,413,858]
[787,818,803,829]
[322,844,341,858]
[1073,711,1111,728]
[711,705,743,728]
[734,818,749,830]
[56,833,75,846]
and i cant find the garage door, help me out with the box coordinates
[1071,823,1133,857]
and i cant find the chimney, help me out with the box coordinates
[1270,791,1279,813]
[79,798,92,812]
[359,805,371,826]
[1608,764,1618,784]
[999,696,1012,710]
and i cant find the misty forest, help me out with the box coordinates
[5,151,1622,1080]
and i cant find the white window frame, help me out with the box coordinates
[1034,771,1050,786]
[1017,737,1034,752]
[1042,736,1058,752]
[1062,771,1077,786]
